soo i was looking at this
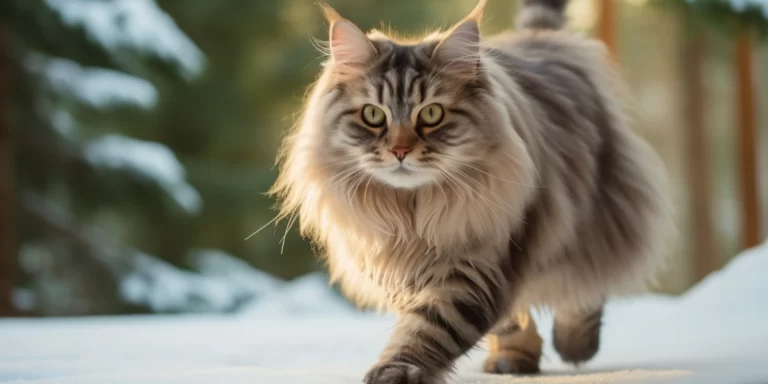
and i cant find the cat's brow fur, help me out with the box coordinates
[270,0,674,382]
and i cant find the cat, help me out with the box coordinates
[269,0,674,382]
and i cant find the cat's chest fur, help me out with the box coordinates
[324,188,512,283]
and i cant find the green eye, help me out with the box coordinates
[418,104,444,127]
[361,104,386,127]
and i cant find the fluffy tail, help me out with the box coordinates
[516,0,568,30]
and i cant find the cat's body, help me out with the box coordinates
[271,0,673,383]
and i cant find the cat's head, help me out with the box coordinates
[310,0,506,190]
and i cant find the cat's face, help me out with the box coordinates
[318,5,497,189]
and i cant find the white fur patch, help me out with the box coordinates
[370,165,440,190]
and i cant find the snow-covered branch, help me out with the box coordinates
[83,134,203,214]
[26,55,158,110]
[45,0,206,78]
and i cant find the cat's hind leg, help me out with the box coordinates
[483,309,542,374]
[552,305,604,365]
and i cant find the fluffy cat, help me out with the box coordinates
[270,0,674,382]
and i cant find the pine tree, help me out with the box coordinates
[645,0,767,280]
[651,0,768,39]
[4,0,207,315]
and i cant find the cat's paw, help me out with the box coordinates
[483,350,540,375]
[553,328,600,365]
[363,361,439,384]
[553,315,601,365]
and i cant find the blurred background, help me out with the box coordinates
[0,0,765,317]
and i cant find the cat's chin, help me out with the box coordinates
[372,169,437,190]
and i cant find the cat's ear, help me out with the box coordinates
[318,1,376,69]
[432,0,486,77]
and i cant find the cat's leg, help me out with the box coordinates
[363,259,511,384]
[483,309,542,374]
[552,305,604,365]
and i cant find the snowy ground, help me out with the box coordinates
[2,241,768,384]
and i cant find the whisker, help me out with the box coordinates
[436,166,493,235]
[443,163,526,223]
[244,215,280,241]
[280,212,299,254]
[334,170,363,192]
[347,172,367,204]
[451,173,494,235]
[318,158,359,172]
[327,167,362,191]
[362,173,376,202]
[440,155,545,189]
[443,163,516,210]
[433,177,448,202]
[441,163,509,212]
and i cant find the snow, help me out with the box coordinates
[45,0,206,78]
[238,272,356,316]
[121,252,239,313]
[49,108,76,137]
[26,55,158,110]
[686,0,768,18]
[120,249,350,315]
[121,250,282,313]
[681,240,768,312]
[10,289,35,313]
[727,0,768,17]
[2,240,768,383]
[186,249,284,297]
[83,134,203,214]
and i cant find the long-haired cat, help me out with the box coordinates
[270,0,673,382]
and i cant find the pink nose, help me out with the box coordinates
[390,147,412,161]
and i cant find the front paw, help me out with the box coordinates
[363,361,440,384]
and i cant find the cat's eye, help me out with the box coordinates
[418,104,444,127]
[361,104,386,127]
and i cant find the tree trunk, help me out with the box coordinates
[734,33,762,250]
[597,0,617,59]
[681,19,718,283]
[0,24,17,316]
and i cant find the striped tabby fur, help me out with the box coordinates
[270,0,674,382]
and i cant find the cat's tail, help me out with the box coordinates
[515,0,568,30]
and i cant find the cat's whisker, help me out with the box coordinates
[362,173,376,202]
[325,172,355,191]
[436,166,494,235]
[441,163,512,215]
[454,183,505,232]
[326,167,362,191]
[441,162,524,220]
[347,173,368,204]
[318,158,359,172]
[447,165,512,229]
[244,214,281,241]
[440,155,546,189]
[432,176,449,203]
[279,211,299,255]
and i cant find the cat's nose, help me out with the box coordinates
[390,146,413,161]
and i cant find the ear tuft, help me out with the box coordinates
[317,1,342,23]
[467,0,487,22]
